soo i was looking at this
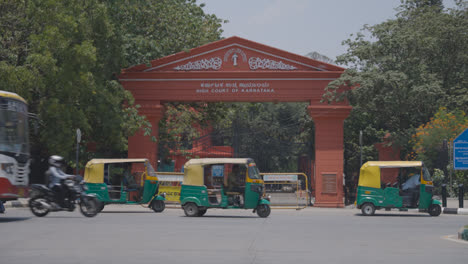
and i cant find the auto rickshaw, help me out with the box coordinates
[83,159,166,212]
[356,161,442,216]
[179,158,271,217]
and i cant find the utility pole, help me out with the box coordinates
[76,128,81,175]
[359,130,363,167]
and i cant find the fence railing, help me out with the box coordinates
[260,173,310,210]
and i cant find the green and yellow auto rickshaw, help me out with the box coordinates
[180,158,271,217]
[356,161,442,216]
[83,159,166,212]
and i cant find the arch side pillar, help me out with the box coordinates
[308,105,351,208]
[128,103,164,169]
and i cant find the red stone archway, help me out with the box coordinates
[119,36,351,207]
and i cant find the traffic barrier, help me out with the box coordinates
[260,173,310,210]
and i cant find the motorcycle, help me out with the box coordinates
[29,175,100,217]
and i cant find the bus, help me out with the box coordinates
[0,91,30,213]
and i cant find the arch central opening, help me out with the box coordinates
[157,102,316,194]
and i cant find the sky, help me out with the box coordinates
[199,0,453,61]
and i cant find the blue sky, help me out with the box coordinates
[200,0,455,61]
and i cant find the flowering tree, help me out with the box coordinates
[412,107,468,169]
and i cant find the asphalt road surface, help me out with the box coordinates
[1,205,467,264]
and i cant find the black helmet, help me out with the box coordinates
[49,155,64,167]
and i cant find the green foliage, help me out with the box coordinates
[323,1,468,179]
[432,168,447,195]
[106,0,225,67]
[0,0,224,176]
[161,102,315,172]
[411,107,468,169]
[228,103,314,172]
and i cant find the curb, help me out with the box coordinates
[405,207,468,215]
[3,199,29,208]
[443,207,468,215]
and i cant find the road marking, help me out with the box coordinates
[442,235,468,245]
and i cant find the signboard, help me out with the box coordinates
[212,165,224,177]
[322,174,337,194]
[454,128,468,170]
[158,186,180,202]
[156,174,183,182]
[263,174,298,182]
[76,128,81,143]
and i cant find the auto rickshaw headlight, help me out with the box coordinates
[265,195,271,201]
[161,192,166,198]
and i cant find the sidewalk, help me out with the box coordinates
[3,198,29,208]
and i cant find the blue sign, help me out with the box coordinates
[211,165,224,177]
[454,128,468,170]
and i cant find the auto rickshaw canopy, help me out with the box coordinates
[183,158,254,186]
[358,161,423,189]
[84,158,149,183]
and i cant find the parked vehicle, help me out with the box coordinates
[0,91,30,213]
[29,175,99,217]
[356,161,442,216]
[180,158,271,217]
[83,159,166,212]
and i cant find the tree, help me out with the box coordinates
[229,103,314,173]
[411,107,468,169]
[0,0,224,181]
[106,0,225,68]
[322,0,468,178]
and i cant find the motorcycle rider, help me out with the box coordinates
[46,155,74,208]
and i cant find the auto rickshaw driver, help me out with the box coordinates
[226,164,244,192]
[225,164,245,206]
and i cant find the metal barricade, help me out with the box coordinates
[261,173,310,210]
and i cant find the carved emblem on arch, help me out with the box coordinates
[173,57,222,71]
[223,48,248,65]
[248,57,297,70]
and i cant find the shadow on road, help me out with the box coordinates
[37,216,85,219]
[183,215,260,219]
[354,213,430,217]
[101,211,155,214]
[0,217,32,223]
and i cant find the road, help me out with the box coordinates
[1,205,467,264]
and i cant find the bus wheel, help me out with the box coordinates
[428,204,441,216]
[183,203,199,217]
[256,204,271,218]
[361,203,375,216]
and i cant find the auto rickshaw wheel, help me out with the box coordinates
[428,204,441,216]
[197,209,207,216]
[183,203,199,217]
[256,204,271,218]
[97,202,105,212]
[151,200,165,213]
[361,203,376,216]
